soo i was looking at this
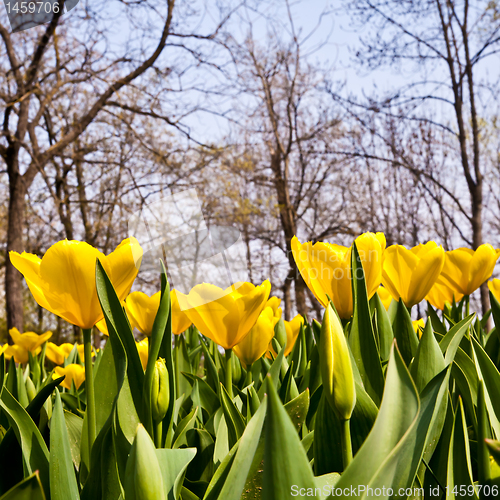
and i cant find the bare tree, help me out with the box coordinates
[338,0,500,312]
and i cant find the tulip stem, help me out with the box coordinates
[340,418,352,470]
[154,420,163,448]
[225,348,233,399]
[465,295,470,317]
[83,328,96,460]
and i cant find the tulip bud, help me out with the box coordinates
[26,376,37,403]
[152,358,169,422]
[123,424,166,500]
[273,318,287,350]
[319,304,356,420]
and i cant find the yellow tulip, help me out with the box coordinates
[125,291,161,336]
[137,339,149,370]
[412,319,425,338]
[5,328,51,363]
[291,232,386,319]
[488,279,500,302]
[10,238,142,329]
[3,345,34,364]
[266,313,304,359]
[176,281,271,350]
[438,245,499,296]
[233,297,282,368]
[170,290,192,335]
[426,277,464,310]
[382,242,445,308]
[377,286,393,310]
[53,364,86,389]
[46,342,93,365]
[320,303,356,420]
[10,327,52,351]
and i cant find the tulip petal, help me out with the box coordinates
[106,237,143,300]
[407,246,445,307]
[9,251,52,311]
[467,244,498,295]
[382,246,418,303]
[38,240,105,329]
[439,248,474,295]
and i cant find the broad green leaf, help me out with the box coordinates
[185,429,215,482]
[49,391,79,500]
[219,385,245,450]
[173,408,199,450]
[284,389,309,433]
[313,382,378,475]
[370,293,393,361]
[0,377,63,495]
[314,473,340,500]
[471,336,500,438]
[257,343,284,401]
[335,343,419,494]
[0,472,46,500]
[63,411,83,471]
[0,389,50,496]
[123,425,165,500]
[438,314,475,361]
[156,448,197,500]
[446,399,478,499]
[262,377,316,500]
[410,318,445,393]
[203,442,239,500]
[349,243,384,406]
[216,398,267,500]
[95,260,143,418]
[182,373,220,416]
[392,299,418,366]
[477,381,493,488]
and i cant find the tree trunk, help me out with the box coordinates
[5,170,27,332]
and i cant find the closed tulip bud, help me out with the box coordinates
[124,424,166,500]
[152,358,169,422]
[320,304,356,420]
[26,376,37,403]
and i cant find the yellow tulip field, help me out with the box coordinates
[2,233,500,499]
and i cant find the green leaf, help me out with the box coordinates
[349,243,385,406]
[95,260,144,417]
[471,336,500,438]
[438,314,475,362]
[370,292,394,361]
[446,399,478,499]
[335,343,420,493]
[0,389,50,496]
[410,318,446,393]
[182,373,220,416]
[0,472,46,500]
[219,385,245,450]
[392,299,419,366]
[156,448,197,500]
[49,391,79,500]
[143,267,171,434]
[63,411,83,471]
[173,408,199,450]
[123,425,166,500]
[0,377,63,495]
[283,389,309,433]
[216,398,267,500]
[262,377,316,500]
[257,344,284,401]
[313,382,378,475]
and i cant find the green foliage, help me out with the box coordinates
[3,260,500,499]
